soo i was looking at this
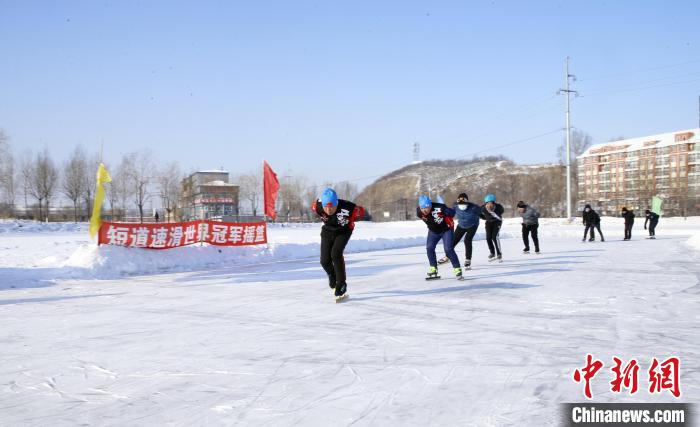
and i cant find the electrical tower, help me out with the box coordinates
[558,56,578,220]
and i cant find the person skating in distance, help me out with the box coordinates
[480,194,504,262]
[517,201,541,254]
[582,204,605,242]
[644,209,659,239]
[621,207,635,241]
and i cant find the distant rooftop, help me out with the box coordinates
[579,128,699,158]
[197,170,229,174]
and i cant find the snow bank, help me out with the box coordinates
[3,217,700,281]
[0,220,85,234]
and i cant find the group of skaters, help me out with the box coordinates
[581,204,660,242]
[311,186,661,301]
[415,192,540,280]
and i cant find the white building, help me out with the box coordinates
[577,129,700,216]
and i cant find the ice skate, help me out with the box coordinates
[425,266,440,280]
[334,282,348,302]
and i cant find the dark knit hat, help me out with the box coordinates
[516,201,526,209]
[457,193,468,202]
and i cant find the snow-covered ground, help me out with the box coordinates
[1,217,699,425]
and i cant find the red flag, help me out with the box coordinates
[263,161,280,220]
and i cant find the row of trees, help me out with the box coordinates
[0,126,593,223]
[0,129,188,222]
[0,128,359,223]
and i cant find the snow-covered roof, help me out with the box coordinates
[201,180,237,187]
[197,170,228,174]
[579,128,699,158]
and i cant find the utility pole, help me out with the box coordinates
[558,57,578,220]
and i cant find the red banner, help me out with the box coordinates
[263,160,280,220]
[98,220,267,249]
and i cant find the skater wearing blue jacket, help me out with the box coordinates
[417,195,463,280]
[438,193,481,269]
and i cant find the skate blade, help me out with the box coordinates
[335,294,349,303]
[425,276,442,281]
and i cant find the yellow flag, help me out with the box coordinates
[89,163,112,239]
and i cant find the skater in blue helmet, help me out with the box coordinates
[417,195,463,280]
[312,187,365,302]
[480,193,505,262]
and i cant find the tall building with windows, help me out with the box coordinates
[577,129,700,216]
[181,170,240,220]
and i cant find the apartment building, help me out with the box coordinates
[577,128,700,216]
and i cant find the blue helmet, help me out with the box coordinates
[418,195,432,209]
[320,188,338,207]
[484,193,496,203]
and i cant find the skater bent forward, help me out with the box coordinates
[644,209,659,239]
[312,188,364,301]
[480,194,504,261]
[582,204,604,242]
[417,195,463,280]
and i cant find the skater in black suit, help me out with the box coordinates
[312,188,365,302]
[582,204,604,242]
[621,207,635,240]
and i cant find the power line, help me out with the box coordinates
[580,58,700,82]
[456,128,563,159]
[583,76,700,97]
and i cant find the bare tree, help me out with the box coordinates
[26,148,59,222]
[82,152,102,219]
[334,181,359,201]
[491,173,522,216]
[237,171,262,216]
[61,146,88,222]
[293,176,310,219]
[304,184,320,221]
[122,150,154,223]
[278,175,307,221]
[558,129,593,205]
[0,129,15,216]
[105,160,129,220]
[158,162,183,222]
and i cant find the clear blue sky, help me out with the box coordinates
[1,0,699,190]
